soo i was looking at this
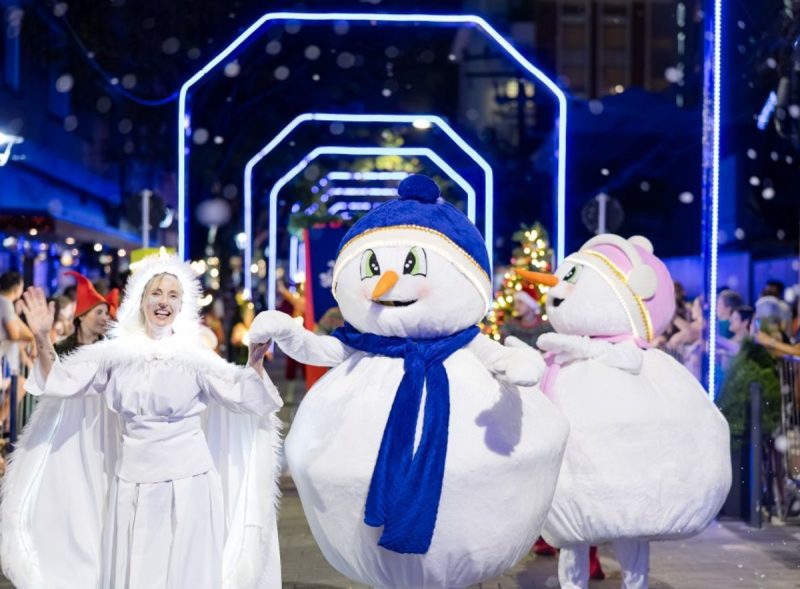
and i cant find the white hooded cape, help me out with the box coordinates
[0,255,282,589]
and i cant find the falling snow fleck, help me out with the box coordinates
[162,37,180,55]
[193,128,209,145]
[337,52,356,69]
[305,45,321,60]
[55,74,74,93]
[97,96,112,113]
[224,61,241,78]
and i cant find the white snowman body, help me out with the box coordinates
[541,351,730,546]
[287,348,567,588]
[276,202,569,589]
[534,235,731,550]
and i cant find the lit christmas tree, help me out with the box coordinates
[483,223,553,341]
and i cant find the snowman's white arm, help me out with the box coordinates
[274,329,353,367]
[467,333,513,369]
[538,333,644,374]
[466,333,545,386]
[249,310,353,367]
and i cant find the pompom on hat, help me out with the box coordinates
[65,271,119,320]
[567,234,675,341]
[332,174,493,310]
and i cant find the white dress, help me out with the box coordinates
[1,333,283,589]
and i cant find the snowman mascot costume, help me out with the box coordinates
[251,175,569,589]
[518,234,730,589]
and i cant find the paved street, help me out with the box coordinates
[278,476,800,589]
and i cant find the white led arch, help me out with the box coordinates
[243,113,492,294]
[259,145,477,307]
[178,13,567,261]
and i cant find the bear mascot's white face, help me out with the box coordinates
[545,260,632,337]
[334,244,486,339]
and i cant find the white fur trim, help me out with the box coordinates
[61,333,241,381]
[332,227,492,313]
[0,399,64,588]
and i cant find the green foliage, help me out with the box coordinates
[718,339,781,444]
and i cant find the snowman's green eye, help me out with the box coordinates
[360,249,380,280]
[563,264,582,284]
[403,247,427,276]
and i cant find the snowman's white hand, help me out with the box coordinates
[497,336,545,386]
[536,333,592,364]
[537,333,644,373]
[249,310,300,344]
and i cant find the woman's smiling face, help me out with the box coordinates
[141,273,183,330]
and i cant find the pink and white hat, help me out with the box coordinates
[566,234,675,342]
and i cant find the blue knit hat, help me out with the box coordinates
[332,175,492,310]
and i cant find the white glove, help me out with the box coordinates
[537,333,594,365]
[492,336,546,386]
[249,310,301,344]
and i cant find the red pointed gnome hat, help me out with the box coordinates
[66,271,118,320]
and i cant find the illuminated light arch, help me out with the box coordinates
[703,0,723,398]
[243,113,492,293]
[259,145,477,308]
[289,173,409,282]
[178,13,567,262]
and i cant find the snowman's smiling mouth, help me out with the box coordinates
[373,299,418,307]
[551,297,565,308]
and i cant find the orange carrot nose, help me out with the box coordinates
[515,269,560,287]
[371,270,399,299]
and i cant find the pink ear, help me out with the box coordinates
[629,235,654,254]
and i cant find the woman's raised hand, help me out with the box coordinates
[19,287,55,336]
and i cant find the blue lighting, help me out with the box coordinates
[178,13,567,263]
[289,235,305,282]
[756,91,777,131]
[327,171,409,181]
[0,131,24,167]
[261,146,477,307]
[324,187,398,197]
[702,0,723,399]
[242,113,490,298]
[328,201,376,215]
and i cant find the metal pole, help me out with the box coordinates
[749,381,762,528]
[9,374,17,447]
[142,189,151,248]
[596,193,609,234]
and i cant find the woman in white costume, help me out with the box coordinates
[1,254,283,589]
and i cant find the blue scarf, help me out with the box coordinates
[331,322,480,554]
